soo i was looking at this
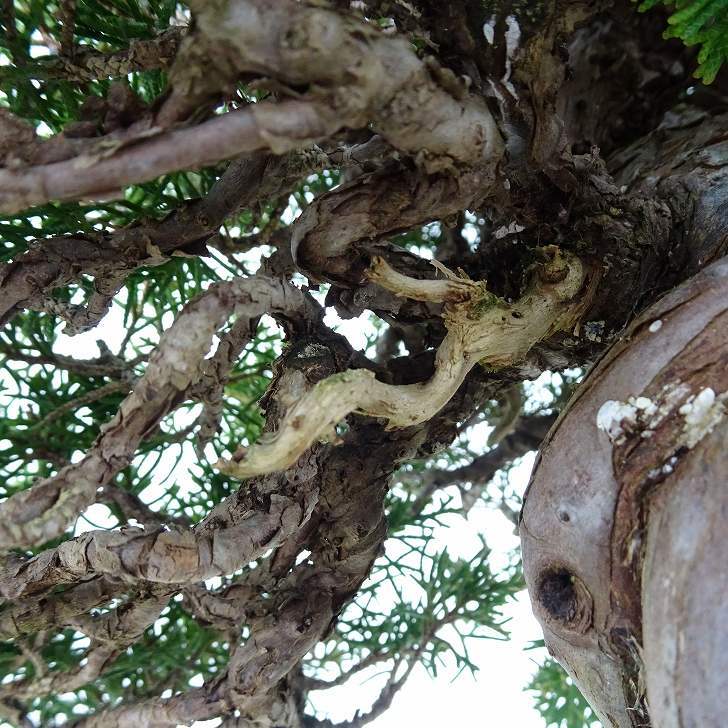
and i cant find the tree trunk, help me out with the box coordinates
[1,0,728,724]
[521,258,728,727]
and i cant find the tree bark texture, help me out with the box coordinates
[0,0,727,725]
[521,258,728,727]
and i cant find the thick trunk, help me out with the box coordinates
[520,258,728,727]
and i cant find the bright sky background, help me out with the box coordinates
[307,512,550,728]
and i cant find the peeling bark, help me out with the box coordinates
[0,276,318,549]
[1,0,727,724]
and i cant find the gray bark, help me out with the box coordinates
[1,0,727,724]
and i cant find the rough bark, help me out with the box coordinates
[0,276,319,549]
[0,0,727,725]
[521,257,728,727]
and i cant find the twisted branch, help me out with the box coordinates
[0,276,319,549]
[218,250,590,480]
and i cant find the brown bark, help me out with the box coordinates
[521,257,728,727]
[0,276,318,549]
[1,0,727,724]
[0,26,184,83]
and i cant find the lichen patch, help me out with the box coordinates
[596,396,657,441]
[678,387,727,449]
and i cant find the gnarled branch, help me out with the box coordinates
[218,250,590,480]
[0,276,319,549]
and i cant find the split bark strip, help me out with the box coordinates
[218,251,589,480]
[0,592,169,701]
[0,490,317,598]
[0,26,184,83]
[0,276,319,550]
[189,315,258,457]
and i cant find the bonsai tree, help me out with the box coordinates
[0,0,725,725]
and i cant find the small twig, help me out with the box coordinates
[97,484,191,529]
[31,381,129,430]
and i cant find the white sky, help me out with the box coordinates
[306,506,549,728]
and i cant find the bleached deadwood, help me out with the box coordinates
[218,249,590,480]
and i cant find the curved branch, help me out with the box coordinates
[0,592,169,701]
[0,26,184,83]
[0,151,273,325]
[0,490,317,599]
[0,577,119,640]
[0,276,319,550]
[218,251,589,480]
[63,304,501,728]
[0,101,324,215]
[291,163,492,285]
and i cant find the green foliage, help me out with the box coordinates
[636,0,728,82]
[0,262,282,719]
[1,1,177,126]
[527,650,600,728]
[17,601,228,726]
[307,493,522,690]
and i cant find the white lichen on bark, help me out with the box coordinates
[597,396,658,441]
[597,383,726,450]
[678,387,727,448]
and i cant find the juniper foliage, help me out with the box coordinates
[637,0,728,82]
